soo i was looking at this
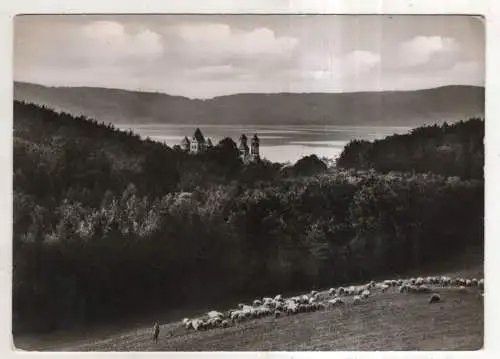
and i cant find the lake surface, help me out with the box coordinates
[115,124,413,164]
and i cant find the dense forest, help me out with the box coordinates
[13,101,484,334]
[336,119,484,179]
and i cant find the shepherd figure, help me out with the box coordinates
[153,321,160,343]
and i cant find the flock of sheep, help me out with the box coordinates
[180,275,484,332]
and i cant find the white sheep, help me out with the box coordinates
[328,288,336,296]
[207,310,223,319]
[327,298,343,307]
[240,310,252,320]
[267,301,278,309]
[253,299,262,307]
[274,310,283,318]
[478,278,484,290]
[285,301,299,315]
[381,284,390,293]
[231,309,250,322]
[230,310,241,321]
[262,307,272,316]
[250,308,261,319]
[361,289,370,298]
[274,294,283,302]
[440,276,451,286]
[191,318,204,331]
[207,317,222,328]
[353,295,361,304]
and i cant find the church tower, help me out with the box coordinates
[181,136,190,152]
[250,134,260,161]
[239,134,249,161]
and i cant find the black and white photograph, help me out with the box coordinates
[11,12,486,352]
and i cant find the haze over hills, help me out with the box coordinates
[14,82,484,127]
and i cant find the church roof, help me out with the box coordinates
[193,128,205,142]
[251,134,259,143]
[181,136,190,145]
[206,138,213,147]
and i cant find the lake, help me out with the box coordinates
[114,124,414,164]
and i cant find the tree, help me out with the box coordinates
[290,155,327,176]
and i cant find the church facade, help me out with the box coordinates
[180,128,260,163]
[238,133,260,163]
[180,128,213,154]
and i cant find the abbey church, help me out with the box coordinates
[180,128,260,163]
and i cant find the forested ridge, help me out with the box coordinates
[13,101,484,334]
[336,118,484,179]
[15,82,484,127]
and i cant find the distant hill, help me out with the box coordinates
[14,82,484,127]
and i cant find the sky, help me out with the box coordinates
[14,15,485,99]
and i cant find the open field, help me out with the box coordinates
[15,261,484,352]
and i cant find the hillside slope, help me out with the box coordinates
[15,267,483,351]
[14,82,484,127]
